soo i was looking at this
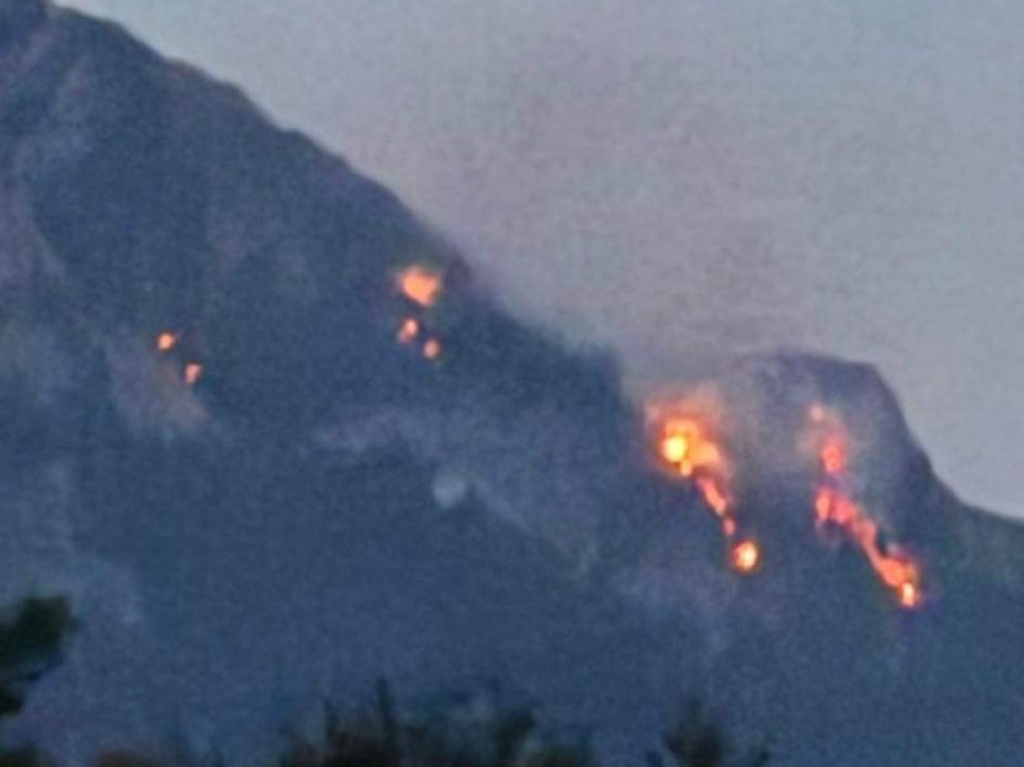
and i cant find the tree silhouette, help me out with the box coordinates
[279,681,592,767]
[0,597,72,721]
[0,597,73,767]
[649,703,769,767]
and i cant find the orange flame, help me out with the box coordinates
[185,363,203,386]
[423,338,442,361]
[731,540,761,575]
[156,332,179,353]
[899,580,922,609]
[658,418,725,480]
[397,318,420,344]
[821,440,846,475]
[651,403,758,568]
[397,265,443,308]
[809,406,922,609]
[696,475,731,521]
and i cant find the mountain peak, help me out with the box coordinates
[2,3,1023,765]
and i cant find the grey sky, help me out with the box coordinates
[64,0,1024,518]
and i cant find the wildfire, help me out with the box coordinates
[657,418,726,480]
[397,265,443,308]
[821,440,846,475]
[394,265,446,361]
[423,338,442,361]
[397,318,420,345]
[647,392,925,599]
[650,399,757,575]
[185,363,204,386]
[899,581,922,610]
[695,476,735,534]
[809,406,922,609]
[731,540,761,574]
[156,332,179,353]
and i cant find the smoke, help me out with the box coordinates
[640,354,921,510]
[61,0,1024,518]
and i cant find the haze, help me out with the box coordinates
[64,0,1024,518]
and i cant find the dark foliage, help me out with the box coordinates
[0,747,52,767]
[647,704,769,767]
[0,596,72,767]
[0,597,73,721]
[279,682,591,767]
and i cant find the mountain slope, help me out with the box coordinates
[1,2,1023,766]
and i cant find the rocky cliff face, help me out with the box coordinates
[1,2,1022,766]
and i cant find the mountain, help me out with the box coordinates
[1,1,1022,765]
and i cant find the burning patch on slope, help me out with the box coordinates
[156,332,179,353]
[397,318,420,345]
[184,362,204,386]
[397,264,443,308]
[647,389,759,575]
[422,338,442,361]
[646,376,927,607]
[394,265,446,362]
[806,405,923,609]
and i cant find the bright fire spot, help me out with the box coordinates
[185,363,203,386]
[899,581,922,609]
[156,332,178,353]
[397,318,420,344]
[658,419,725,480]
[731,540,761,575]
[650,402,744,556]
[821,440,846,475]
[661,433,689,467]
[809,405,923,609]
[423,339,442,361]
[397,265,443,308]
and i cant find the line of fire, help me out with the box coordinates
[650,396,924,609]
[649,397,761,576]
[807,405,923,609]
[151,261,923,610]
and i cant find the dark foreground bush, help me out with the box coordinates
[0,597,73,767]
[280,682,591,767]
[0,597,73,721]
[278,683,768,767]
[652,703,769,767]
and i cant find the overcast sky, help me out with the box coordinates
[65,0,1024,518]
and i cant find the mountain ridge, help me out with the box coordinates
[0,2,1022,765]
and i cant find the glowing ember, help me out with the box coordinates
[821,440,846,475]
[731,540,761,575]
[814,487,859,528]
[696,476,731,519]
[809,405,923,609]
[185,363,203,386]
[661,433,690,467]
[423,338,442,361]
[899,581,922,609]
[397,265,443,308]
[397,318,420,344]
[156,332,178,353]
